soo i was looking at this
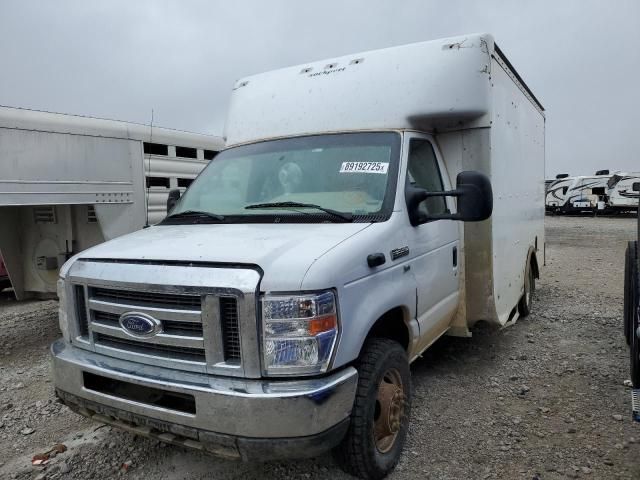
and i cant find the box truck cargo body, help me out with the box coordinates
[50,34,545,478]
[0,107,223,298]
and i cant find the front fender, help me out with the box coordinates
[331,261,418,368]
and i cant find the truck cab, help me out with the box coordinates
[51,34,545,479]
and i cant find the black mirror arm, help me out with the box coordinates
[419,185,483,221]
[406,186,465,226]
[422,189,465,198]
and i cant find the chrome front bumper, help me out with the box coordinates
[51,339,357,460]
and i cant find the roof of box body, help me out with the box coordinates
[224,33,543,146]
[0,105,224,149]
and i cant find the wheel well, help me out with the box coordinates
[530,250,540,279]
[365,307,410,352]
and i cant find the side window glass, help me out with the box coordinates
[406,139,447,215]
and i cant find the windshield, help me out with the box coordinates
[165,132,401,223]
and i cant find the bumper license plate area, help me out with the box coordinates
[83,372,196,415]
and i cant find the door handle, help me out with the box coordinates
[452,246,458,267]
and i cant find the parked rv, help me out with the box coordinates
[545,174,573,213]
[607,173,640,213]
[547,173,612,214]
[50,34,545,479]
[545,175,566,194]
[624,182,640,421]
[0,107,224,299]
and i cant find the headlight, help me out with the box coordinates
[57,279,70,342]
[261,291,339,375]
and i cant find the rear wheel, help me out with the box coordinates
[518,260,535,317]
[629,243,640,388]
[334,338,411,480]
[625,242,637,345]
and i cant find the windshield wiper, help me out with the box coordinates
[245,202,353,222]
[165,210,225,221]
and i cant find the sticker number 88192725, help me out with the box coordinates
[339,162,389,174]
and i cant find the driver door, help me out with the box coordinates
[403,133,460,352]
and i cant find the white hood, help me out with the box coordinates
[74,223,372,291]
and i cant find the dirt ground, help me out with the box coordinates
[0,215,638,480]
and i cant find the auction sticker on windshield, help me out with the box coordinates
[340,162,389,174]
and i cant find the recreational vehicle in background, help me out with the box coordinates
[0,106,224,299]
[607,173,640,213]
[545,174,573,212]
[547,173,612,214]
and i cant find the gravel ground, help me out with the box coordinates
[0,215,638,480]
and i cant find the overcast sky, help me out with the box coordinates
[1,0,638,177]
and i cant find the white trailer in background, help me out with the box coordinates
[607,173,640,212]
[0,106,223,299]
[545,175,573,212]
[547,174,611,214]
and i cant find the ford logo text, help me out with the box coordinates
[119,312,162,338]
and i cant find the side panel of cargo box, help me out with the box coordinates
[487,50,545,325]
[437,47,545,332]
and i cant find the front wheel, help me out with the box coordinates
[334,338,411,480]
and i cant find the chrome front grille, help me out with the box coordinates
[93,333,207,363]
[220,297,241,362]
[92,311,204,337]
[92,287,201,310]
[76,285,241,374]
[65,260,261,378]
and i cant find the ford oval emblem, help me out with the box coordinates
[119,312,162,338]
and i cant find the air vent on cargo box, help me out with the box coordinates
[33,206,57,224]
[87,205,98,223]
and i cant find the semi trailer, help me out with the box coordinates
[0,106,223,299]
[50,33,545,479]
[624,182,640,421]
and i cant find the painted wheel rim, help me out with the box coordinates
[373,368,405,453]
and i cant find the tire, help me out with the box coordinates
[624,242,637,345]
[518,260,535,317]
[629,243,640,388]
[334,338,411,480]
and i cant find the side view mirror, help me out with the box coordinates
[167,188,181,213]
[455,171,493,221]
[406,170,493,226]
